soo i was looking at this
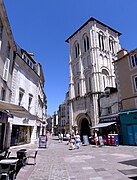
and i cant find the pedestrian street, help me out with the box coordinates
[12,136,137,180]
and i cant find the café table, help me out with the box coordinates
[0,158,19,179]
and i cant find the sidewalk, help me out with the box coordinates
[9,136,137,180]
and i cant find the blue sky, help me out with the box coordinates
[4,0,137,115]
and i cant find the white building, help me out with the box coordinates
[0,0,16,151]
[10,46,47,145]
[53,110,59,135]
[0,0,47,150]
[66,17,121,139]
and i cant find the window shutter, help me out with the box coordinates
[3,58,10,81]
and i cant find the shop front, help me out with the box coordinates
[92,114,121,145]
[119,109,137,145]
[0,100,36,148]
[11,124,33,146]
[0,111,13,152]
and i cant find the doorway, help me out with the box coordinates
[80,118,91,142]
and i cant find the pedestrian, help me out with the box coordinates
[69,134,75,150]
[58,133,61,143]
[60,133,63,143]
[45,132,48,147]
[94,130,99,146]
[66,133,70,145]
[75,133,81,149]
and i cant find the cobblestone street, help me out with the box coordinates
[10,136,137,180]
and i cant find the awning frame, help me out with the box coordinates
[0,100,36,119]
[91,122,116,129]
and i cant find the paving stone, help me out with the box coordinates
[8,136,137,180]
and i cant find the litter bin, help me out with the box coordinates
[111,134,119,146]
[107,135,112,145]
[108,134,119,146]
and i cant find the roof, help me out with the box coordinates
[66,17,121,43]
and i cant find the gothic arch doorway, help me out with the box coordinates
[80,118,91,142]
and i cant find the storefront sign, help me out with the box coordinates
[23,118,29,124]
[99,116,119,123]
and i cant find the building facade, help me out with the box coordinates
[10,46,47,145]
[0,0,47,150]
[114,48,137,145]
[58,103,66,135]
[53,111,59,135]
[66,17,121,139]
[0,0,16,151]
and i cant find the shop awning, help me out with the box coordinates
[0,100,36,119]
[91,122,116,129]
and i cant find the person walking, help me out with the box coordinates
[75,133,81,149]
[66,133,70,145]
[69,134,75,150]
[60,133,63,143]
[94,130,99,146]
[58,133,61,143]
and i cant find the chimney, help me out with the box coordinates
[117,48,128,59]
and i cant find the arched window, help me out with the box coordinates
[88,76,92,91]
[72,64,76,75]
[77,82,80,96]
[85,74,92,93]
[84,38,86,52]
[74,81,80,97]
[86,36,90,50]
[87,55,91,67]
[76,62,80,74]
[98,31,104,51]
[74,42,80,58]
[82,58,85,69]
[83,34,90,52]
[109,36,114,53]
[102,69,109,90]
